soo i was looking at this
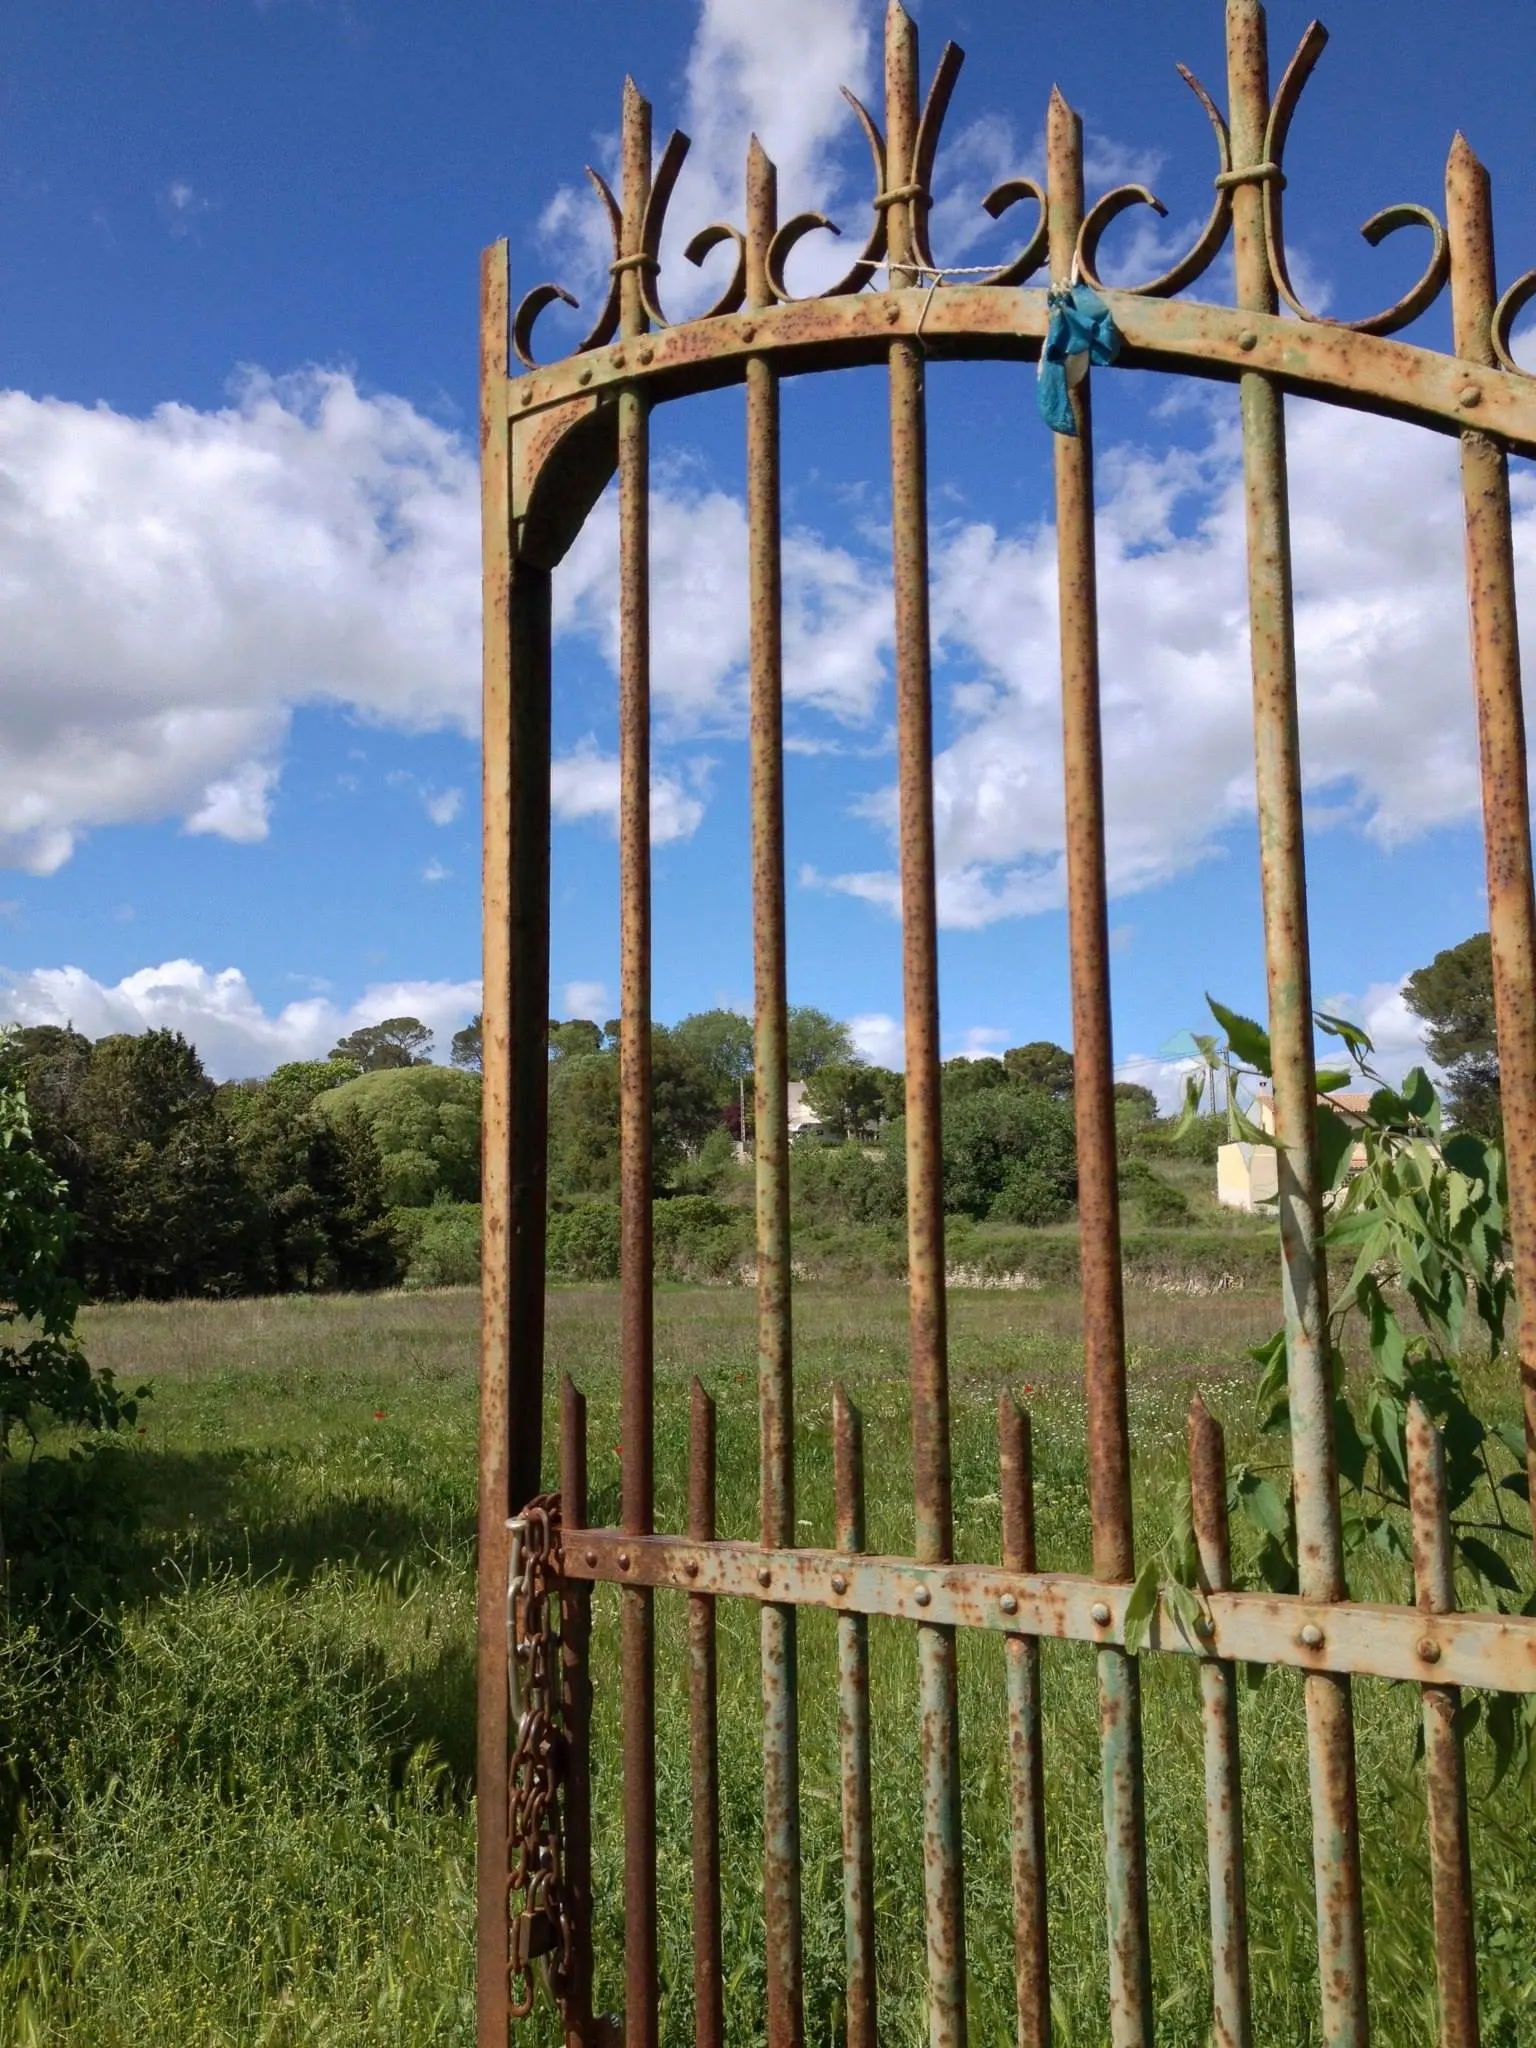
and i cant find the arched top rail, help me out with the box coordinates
[500,281,1536,566]
[507,281,1536,448]
[496,0,1536,563]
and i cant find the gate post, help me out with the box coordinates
[479,238,554,2046]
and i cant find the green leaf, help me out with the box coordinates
[1486,1690,1518,1790]
[1316,1104,1356,1192]
[1399,1066,1437,1119]
[1314,1066,1353,1096]
[1333,1397,1369,1490]
[1122,1560,1160,1656]
[1237,1470,1290,1543]
[1442,1131,1491,1183]
[1314,1010,1374,1060]
[1207,998,1271,1077]
[1365,1285,1408,1389]
[1163,1579,1203,1646]
[1493,1420,1528,1465]
[1368,1085,1411,1130]
[1171,1070,1204,1140]
[1458,1535,1520,1594]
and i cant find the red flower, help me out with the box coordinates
[374,1409,386,1421]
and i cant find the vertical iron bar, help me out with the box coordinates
[561,1376,596,2045]
[1445,134,1536,1560]
[1188,1400,1253,2048]
[884,10,966,2043]
[1046,84,1152,2048]
[1406,1401,1480,2048]
[689,1382,725,2048]
[616,76,658,2048]
[833,1385,878,2048]
[999,1396,1050,2048]
[746,135,806,2048]
[479,235,553,2048]
[1225,9,1368,2040]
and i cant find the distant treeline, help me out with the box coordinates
[3,1005,1200,1303]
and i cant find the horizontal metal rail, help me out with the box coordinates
[553,1528,1536,1693]
[507,289,1536,457]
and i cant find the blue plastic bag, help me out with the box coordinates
[1037,281,1121,436]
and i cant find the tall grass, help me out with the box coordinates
[1,1285,1531,2043]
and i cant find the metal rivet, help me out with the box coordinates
[1194,1614,1216,1640]
[577,366,592,385]
[616,1550,630,1571]
[683,1557,699,1578]
[757,1566,772,1588]
[1418,1635,1442,1665]
[1090,1602,1112,1627]
[611,347,625,369]
[1239,329,1258,351]
[830,1572,848,1595]
[584,1549,598,1569]
[1299,1622,1324,1650]
[885,301,901,324]
[639,344,655,366]
[1000,1592,1019,1616]
[1460,382,1481,407]
[913,1584,932,1607]
[520,385,534,406]
[740,321,756,343]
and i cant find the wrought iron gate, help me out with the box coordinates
[478,4,1536,2042]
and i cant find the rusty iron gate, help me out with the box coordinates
[477,4,1536,2043]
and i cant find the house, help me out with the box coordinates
[1216,1091,1372,1213]
[786,1081,827,1137]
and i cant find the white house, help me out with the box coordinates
[785,1080,827,1137]
[1216,1091,1372,1212]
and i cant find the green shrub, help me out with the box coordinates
[401,1202,481,1289]
[1118,1157,1194,1227]
[546,1202,623,1282]
[652,1195,750,1282]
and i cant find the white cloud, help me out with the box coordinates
[423,786,463,826]
[554,481,890,732]
[822,399,1526,927]
[563,980,609,1022]
[0,958,481,1081]
[537,0,877,324]
[550,737,707,845]
[0,370,479,871]
[848,1010,904,1068]
[421,858,450,883]
[184,760,278,842]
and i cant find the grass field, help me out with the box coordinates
[1,1282,1533,2045]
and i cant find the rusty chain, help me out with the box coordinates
[507,1491,573,2022]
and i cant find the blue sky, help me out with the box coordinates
[1,0,1533,1085]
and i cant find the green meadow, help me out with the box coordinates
[2,1283,1532,2045]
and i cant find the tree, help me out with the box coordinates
[940,1087,1078,1224]
[226,1073,400,1292]
[450,1015,483,1072]
[314,1066,481,1208]
[940,1056,1009,1099]
[802,1061,891,1139]
[1113,1081,1158,1119]
[1003,1041,1075,1099]
[70,1032,258,1300]
[0,1053,144,1583]
[785,1006,854,1079]
[549,1018,603,1061]
[329,1017,434,1072]
[652,1026,722,1166]
[671,1009,753,1108]
[1404,933,1501,1137]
